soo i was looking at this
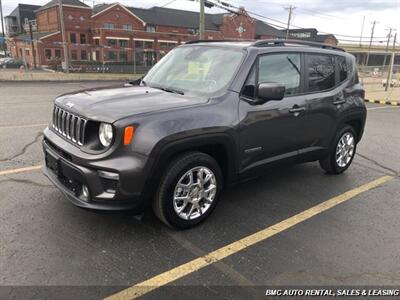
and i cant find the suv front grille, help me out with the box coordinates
[52,106,87,146]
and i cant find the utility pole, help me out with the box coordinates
[359,16,365,47]
[385,32,397,92]
[382,28,392,66]
[365,20,377,66]
[0,0,7,56]
[199,0,205,40]
[59,0,69,73]
[29,21,37,69]
[285,5,296,39]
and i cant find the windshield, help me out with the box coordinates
[143,45,245,97]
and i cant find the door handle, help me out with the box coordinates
[289,106,306,113]
[333,98,346,105]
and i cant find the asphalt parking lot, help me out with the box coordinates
[0,82,399,299]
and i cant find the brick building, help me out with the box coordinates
[6,0,337,69]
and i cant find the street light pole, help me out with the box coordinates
[29,21,37,69]
[285,5,296,40]
[382,27,392,67]
[199,0,205,40]
[385,32,397,92]
[0,0,7,56]
[365,20,377,66]
[59,0,69,73]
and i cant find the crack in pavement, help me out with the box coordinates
[0,177,54,188]
[356,152,399,176]
[0,132,43,162]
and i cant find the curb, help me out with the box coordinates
[364,99,400,106]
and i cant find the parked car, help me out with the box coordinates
[0,58,24,69]
[43,40,366,229]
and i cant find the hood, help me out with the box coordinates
[55,85,208,123]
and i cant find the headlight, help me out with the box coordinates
[99,123,113,147]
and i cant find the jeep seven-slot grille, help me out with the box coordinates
[52,106,87,145]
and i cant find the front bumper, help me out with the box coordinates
[42,127,150,211]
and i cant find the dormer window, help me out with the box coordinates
[146,25,156,32]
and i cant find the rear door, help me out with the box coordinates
[301,53,349,154]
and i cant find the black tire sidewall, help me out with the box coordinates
[159,153,222,229]
[330,126,357,174]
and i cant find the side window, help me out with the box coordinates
[242,65,256,99]
[307,54,335,92]
[337,55,352,83]
[258,53,301,96]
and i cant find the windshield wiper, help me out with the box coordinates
[153,86,184,95]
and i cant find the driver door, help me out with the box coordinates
[238,52,312,173]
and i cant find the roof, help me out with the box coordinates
[6,3,41,19]
[255,20,285,38]
[93,4,227,31]
[316,34,337,43]
[11,31,59,41]
[36,0,89,12]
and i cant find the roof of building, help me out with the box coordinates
[93,4,225,31]
[316,34,337,42]
[36,0,90,12]
[255,20,285,38]
[6,3,41,19]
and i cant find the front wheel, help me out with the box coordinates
[153,152,222,229]
[319,125,357,174]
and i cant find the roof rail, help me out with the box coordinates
[251,39,345,52]
[185,39,252,45]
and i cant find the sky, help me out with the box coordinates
[1,0,399,45]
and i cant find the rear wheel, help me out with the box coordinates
[153,152,222,229]
[319,125,357,174]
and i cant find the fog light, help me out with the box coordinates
[82,185,89,200]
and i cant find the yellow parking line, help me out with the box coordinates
[105,175,394,300]
[0,165,42,176]
[0,123,48,129]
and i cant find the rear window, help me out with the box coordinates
[306,54,335,92]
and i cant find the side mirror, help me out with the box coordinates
[255,82,285,105]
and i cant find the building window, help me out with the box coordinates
[188,28,199,35]
[160,42,176,49]
[70,33,76,44]
[134,40,154,49]
[94,39,100,46]
[119,40,128,47]
[81,50,87,60]
[146,25,156,32]
[80,16,85,21]
[55,49,61,59]
[103,23,114,29]
[19,48,23,57]
[119,51,127,62]
[108,51,117,61]
[71,50,77,60]
[95,50,100,61]
[25,49,30,56]
[107,39,117,47]
[122,24,132,31]
[258,53,302,96]
[306,54,335,92]
[45,49,52,60]
[80,34,86,44]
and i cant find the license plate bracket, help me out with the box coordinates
[45,150,60,176]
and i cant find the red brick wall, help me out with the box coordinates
[220,12,255,40]
[91,4,145,31]
[37,7,59,32]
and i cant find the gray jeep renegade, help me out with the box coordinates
[43,40,366,229]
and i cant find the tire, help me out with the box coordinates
[319,125,357,174]
[153,152,223,229]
